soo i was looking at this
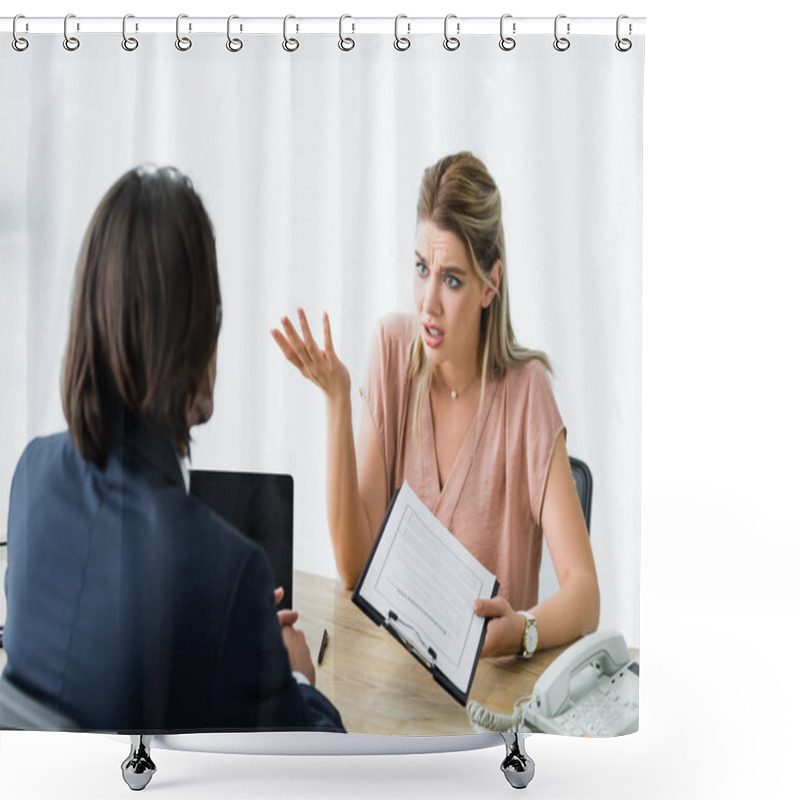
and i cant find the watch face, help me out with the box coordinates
[525,620,538,654]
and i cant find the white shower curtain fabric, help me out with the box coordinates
[0,29,644,734]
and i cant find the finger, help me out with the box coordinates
[322,312,336,357]
[271,329,305,371]
[278,613,299,629]
[277,609,299,628]
[280,626,294,647]
[474,597,507,618]
[280,316,310,364]
[273,586,285,605]
[297,308,321,360]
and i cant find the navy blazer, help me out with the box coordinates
[2,422,344,734]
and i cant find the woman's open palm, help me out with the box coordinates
[271,308,350,400]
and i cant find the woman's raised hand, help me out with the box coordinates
[271,309,351,400]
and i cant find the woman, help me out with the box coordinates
[2,166,342,732]
[273,152,599,658]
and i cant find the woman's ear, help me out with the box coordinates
[482,260,503,308]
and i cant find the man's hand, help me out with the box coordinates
[281,624,316,686]
[273,588,316,684]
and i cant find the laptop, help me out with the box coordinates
[189,471,293,610]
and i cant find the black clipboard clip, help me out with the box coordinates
[385,609,438,672]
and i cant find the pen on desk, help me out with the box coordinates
[317,628,329,665]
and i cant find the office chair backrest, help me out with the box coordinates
[0,670,77,730]
[568,456,593,535]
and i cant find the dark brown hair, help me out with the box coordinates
[62,165,221,466]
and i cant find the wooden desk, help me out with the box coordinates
[293,570,567,736]
[0,565,567,736]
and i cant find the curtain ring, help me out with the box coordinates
[338,14,355,51]
[63,14,80,51]
[499,14,515,51]
[226,15,243,52]
[553,14,570,52]
[283,15,299,52]
[394,15,410,51]
[12,14,29,51]
[122,14,138,51]
[615,15,632,52]
[443,14,460,51]
[176,14,192,51]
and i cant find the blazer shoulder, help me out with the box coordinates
[11,431,83,490]
[18,430,74,463]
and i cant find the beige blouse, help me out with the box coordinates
[360,314,565,610]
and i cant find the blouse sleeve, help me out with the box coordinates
[525,361,566,528]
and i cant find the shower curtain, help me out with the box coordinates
[0,18,644,741]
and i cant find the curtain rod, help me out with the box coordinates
[1,16,646,37]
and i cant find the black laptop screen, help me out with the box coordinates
[189,471,293,610]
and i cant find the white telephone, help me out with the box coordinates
[467,630,639,737]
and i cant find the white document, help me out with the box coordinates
[354,482,498,701]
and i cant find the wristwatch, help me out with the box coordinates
[518,611,539,660]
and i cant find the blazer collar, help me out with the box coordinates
[117,413,185,489]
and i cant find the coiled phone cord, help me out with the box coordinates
[466,694,534,733]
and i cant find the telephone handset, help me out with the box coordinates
[467,630,639,737]
[530,629,630,718]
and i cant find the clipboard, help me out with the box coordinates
[351,486,500,706]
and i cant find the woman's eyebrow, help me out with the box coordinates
[414,251,467,275]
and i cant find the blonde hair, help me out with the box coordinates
[410,152,551,439]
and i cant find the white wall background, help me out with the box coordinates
[1,2,799,800]
[0,14,642,641]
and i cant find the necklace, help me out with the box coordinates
[436,372,480,401]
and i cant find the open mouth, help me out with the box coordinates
[422,323,444,348]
